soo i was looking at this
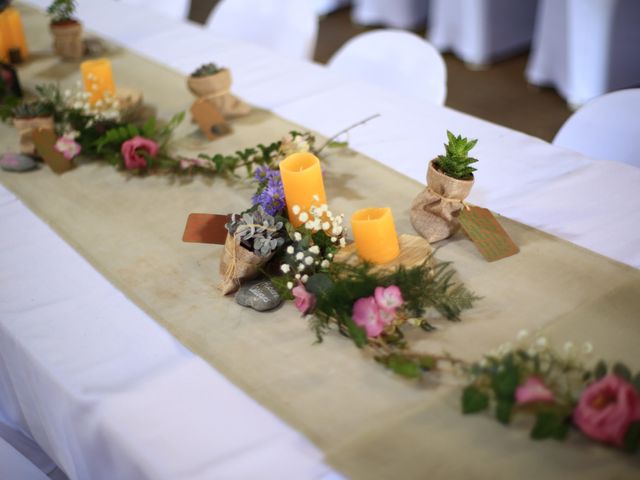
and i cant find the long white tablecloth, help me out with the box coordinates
[2,1,640,479]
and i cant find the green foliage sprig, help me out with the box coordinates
[47,0,77,23]
[435,130,478,180]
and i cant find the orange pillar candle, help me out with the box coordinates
[351,207,400,264]
[0,8,29,62]
[279,152,327,227]
[80,58,116,104]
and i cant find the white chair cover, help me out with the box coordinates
[526,0,640,107]
[328,30,446,105]
[428,0,538,66]
[314,0,350,16]
[553,89,640,167]
[352,0,428,29]
[117,0,189,20]
[206,0,318,60]
[0,437,50,480]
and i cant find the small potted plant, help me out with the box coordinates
[219,206,285,294]
[47,0,83,59]
[187,62,250,118]
[13,101,55,155]
[410,131,478,243]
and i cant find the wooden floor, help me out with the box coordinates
[189,2,571,142]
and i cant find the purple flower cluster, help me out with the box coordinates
[252,167,286,216]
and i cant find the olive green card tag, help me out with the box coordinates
[32,128,74,174]
[458,206,519,262]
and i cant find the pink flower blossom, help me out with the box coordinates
[54,133,81,160]
[573,374,640,447]
[515,377,554,405]
[179,157,211,170]
[121,136,158,170]
[352,294,397,338]
[292,284,315,315]
[353,297,384,338]
[374,285,404,311]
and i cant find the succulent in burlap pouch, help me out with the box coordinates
[218,233,273,295]
[411,160,474,243]
[187,67,250,119]
[14,116,54,156]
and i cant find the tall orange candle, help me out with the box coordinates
[0,8,29,62]
[80,58,116,104]
[279,152,327,227]
[351,207,400,264]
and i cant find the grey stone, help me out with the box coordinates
[235,278,282,312]
[0,153,38,172]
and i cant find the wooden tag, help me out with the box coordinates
[182,213,230,244]
[458,206,519,262]
[32,128,74,174]
[190,98,231,141]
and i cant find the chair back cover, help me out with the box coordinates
[0,437,50,480]
[328,30,447,105]
[206,0,318,60]
[553,89,640,167]
[118,0,190,20]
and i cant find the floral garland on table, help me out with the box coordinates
[225,144,640,457]
[3,83,330,177]
[462,331,640,453]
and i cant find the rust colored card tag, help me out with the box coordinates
[183,213,230,244]
[32,128,74,174]
[190,98,231,141]
[458,206,519,262]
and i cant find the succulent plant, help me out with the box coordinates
[226,206,285,257]
[47,0,77,23]
[191,62,223,78]
[435,130,478,180]
[13,101,53,119]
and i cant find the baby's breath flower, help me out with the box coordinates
[294,273,301,280]
[535,337,548,349]
[301,274,309,283]
[295,252,304,260]
[297,263,305,271]
[286,246,294,254]
[298,212,309,223]
[286,282,293,289]
[582,342,593,354]
[292,205,301,215]
[304,256,314,266]
[321,259,330,268]
[293,232,302,241]
[280,264,290,274]
[308,245,320,254]
[516,329,529,341]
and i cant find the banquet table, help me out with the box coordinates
[1,1,640,480]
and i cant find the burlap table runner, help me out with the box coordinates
[2,5,639,478]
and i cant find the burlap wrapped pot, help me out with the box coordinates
[219,233,273,295]
[50,21,84,59]
[187,69,250,118]
[410,160,474,243]
[14,116,55,155]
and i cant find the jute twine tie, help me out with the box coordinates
[426,186,471,211]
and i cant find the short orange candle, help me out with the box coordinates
[80,58,116,104]
[279,152,327,227]
[0,8,29,62]
[351,207,400,264]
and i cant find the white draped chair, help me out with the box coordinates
[328,30,447,105]
[351,0,428,29]
[206,0,318,60]
[0,437,50,480]
[526,0,640,107]
[117,0,190,20]
[314,0,350,16]
[428,0,538,67]
[553,89,640,167]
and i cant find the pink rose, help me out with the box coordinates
[573,374,640,447]
[54,133,81,160]
[374,285,404,311]
[292,284,315,315]
[121,136,158,170]
[515,377,554,405]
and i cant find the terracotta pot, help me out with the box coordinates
[50,21,83,59]
[13,116,55,156]
[410,160,474,243]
